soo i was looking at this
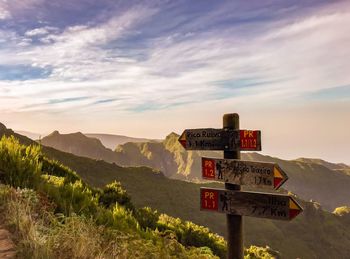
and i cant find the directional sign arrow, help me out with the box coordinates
[201,158,288,190]
[200,188,303,221]
[178,128,261,151]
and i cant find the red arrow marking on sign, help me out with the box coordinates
[289,197,303,220]
[273,166,288,190]
[178,132,187,149]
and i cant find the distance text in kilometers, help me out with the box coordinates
[178,128,261,151]
[200,188,302,221]
[201,157,288,190]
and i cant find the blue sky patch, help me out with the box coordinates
[48,96,90,105]
[0,65,51,81]
[305,85,350,101]
[214,78,274,89]
[93,98,118,104]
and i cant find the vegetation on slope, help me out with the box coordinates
[0,135,224,258]
[1,124,350,258]
[333,206,350,216]
[0,135,279,258]
[37,140,350,258]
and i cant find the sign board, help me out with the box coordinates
[178,129,261,151]
[202,157,288,190]
[200,188,302,221]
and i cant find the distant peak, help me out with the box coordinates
[48,130,60,136]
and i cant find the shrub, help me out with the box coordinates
[333,206,350,216]
[157,214,227,258]
[39,178,99,217]
[0,136,42,188]
[99,181,133,210]
[41,158,80,184]
[135,206,159,230]
[245,245,281,259]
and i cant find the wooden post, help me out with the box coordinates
[223,113,243,259]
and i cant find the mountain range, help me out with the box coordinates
[2,123,350,258]
[40,130,350,212]
[16,129,158,150]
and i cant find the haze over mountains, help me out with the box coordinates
[15,130,42,141]
[84,133,160,150]
[16,130,157,150]
[2,122,350,258]
[40,130,350,212]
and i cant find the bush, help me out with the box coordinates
[135,207,159,230]
[39,177,99,217]
[99,181,133,210]
[333,206,350,216]
[41,158,80,184]
[157,214,227,258]
[245,245,281,259]
[0,136,42,188]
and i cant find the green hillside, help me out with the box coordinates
[39,129,350,211]
[39,147,350,258]
[1,124,350,258]
[0,134,228,258]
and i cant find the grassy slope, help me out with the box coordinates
[1,124,350,258]
[0,136,225,258]
[43,147,350,259]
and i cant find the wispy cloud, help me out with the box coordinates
[0,4,349,112]
[0,1,349,145]
[25,26,58,37]
[0,6,11,20]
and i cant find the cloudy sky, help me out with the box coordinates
[0,0,349,164]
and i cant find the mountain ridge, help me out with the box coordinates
[295,157,350,170]
[38,129,350,211]
[85,133,160,150]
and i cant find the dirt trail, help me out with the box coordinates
[0,227,15,258]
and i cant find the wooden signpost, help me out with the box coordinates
[200,188,302,220]
[178,129,261,151]
[201,157,288,190]
[178,113,303,259]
